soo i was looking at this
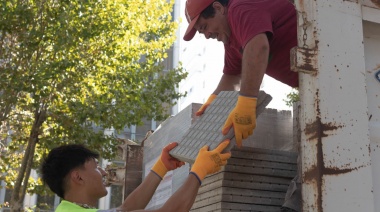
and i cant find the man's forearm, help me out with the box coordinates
[123,175,200,212]
[213,73,241,95]
[157,174,201,212]
[119,171,162,211]
[240,33,269,97]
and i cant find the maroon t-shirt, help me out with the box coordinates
[223,0,298,88]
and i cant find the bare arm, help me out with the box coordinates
[213,73,241,95]
[118,171,162,211]
[157,174,200,211]
[118,142,184,211]
[118,141,231,212]
[240,33,269,97]
[128,174,200,212]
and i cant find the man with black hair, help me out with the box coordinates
[41,140,231,211]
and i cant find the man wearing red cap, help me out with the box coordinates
[184,0,298,148]
[183,1,299,211]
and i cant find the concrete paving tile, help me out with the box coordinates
[227,158,297,171]
[170,91,272,164]
[231,150,297,164]
[199,173,290,194]
[221,180,289,193]
[223,165,297,178]
[195,187,286,202]
[231,146,298,159]
[222,172,294,185]
[220,194,284,206]
[219,202,281,212]
[191,202,282,212]
[193,192,284,209]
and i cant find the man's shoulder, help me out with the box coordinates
[55,200,98,212]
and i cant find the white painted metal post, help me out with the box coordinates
[362,2,380,211]
[293,0,376,211]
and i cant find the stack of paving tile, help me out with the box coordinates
[168,91,297,211]
[190,146,297,212]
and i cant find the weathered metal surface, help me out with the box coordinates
[290,47,318,74]
[362,0,380,8]
[362,5,380,23]
[295,0,377,211]
[363,20,380,212]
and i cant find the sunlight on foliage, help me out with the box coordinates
[0,0,186,208]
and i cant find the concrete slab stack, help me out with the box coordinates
[190,147,297,212]
[143,91,296,211]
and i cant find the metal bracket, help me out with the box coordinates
[290,47,318,74]
[376,70,380,83]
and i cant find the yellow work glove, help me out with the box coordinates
[190,139,232,184]
[151,142,185,179]
[195,94,217,116]
[222,96,257,148]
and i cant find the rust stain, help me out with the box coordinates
[323,167,354,175]
[299,0,305,11]
[371,0,380,8]
[305,119,344,140]
[303,90,346,212]
[300,48,318,74]
[315,39,319,49]
[298,59,314,72]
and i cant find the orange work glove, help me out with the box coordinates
[222,96,257,148]
[151,142,185,179]
[195,94,217,116]
[190,139,231,184]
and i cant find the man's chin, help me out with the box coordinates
[221,39,228,45]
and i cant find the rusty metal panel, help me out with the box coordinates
[294,0,379,211]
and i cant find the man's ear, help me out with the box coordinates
[212,2,226,15]
[70,170,84,185]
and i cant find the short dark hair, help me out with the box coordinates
[41,144,99,198]
[200,0,229,19]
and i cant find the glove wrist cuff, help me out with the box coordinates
[189,172,202,185]
[190,167,206,182]
[238,94,258,99]
[151,159,168,179]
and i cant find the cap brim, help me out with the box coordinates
[183,14,200,41]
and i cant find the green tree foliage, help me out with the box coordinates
[0,0,186,210]
[283,88,300,107]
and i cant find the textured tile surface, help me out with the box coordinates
[170,91,272,164]
[190,146,297,212]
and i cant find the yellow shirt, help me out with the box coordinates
[55,200,98,212]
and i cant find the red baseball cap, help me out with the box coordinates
[183,0,215,41]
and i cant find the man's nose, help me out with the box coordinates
[204,32,211,39]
